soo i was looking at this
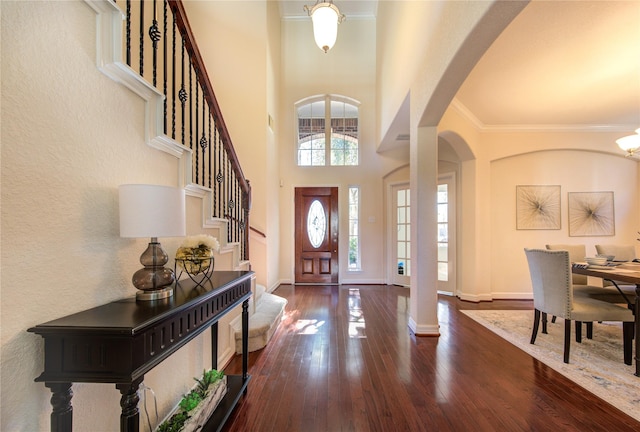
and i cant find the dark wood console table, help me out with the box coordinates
[28,270,253,432]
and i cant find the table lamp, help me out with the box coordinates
[119,184,186,300]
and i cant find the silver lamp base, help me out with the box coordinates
[136,285,174,301]
[132,238,176,301]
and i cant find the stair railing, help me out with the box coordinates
[114,0,251,261]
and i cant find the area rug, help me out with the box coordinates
[461,309,640,422]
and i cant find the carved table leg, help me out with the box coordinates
[46,382,73,432]
[116,378,142,432]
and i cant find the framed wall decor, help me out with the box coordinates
[516,185,561,230]
[568,191,615,237]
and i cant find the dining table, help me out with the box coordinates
[572,263,640,376]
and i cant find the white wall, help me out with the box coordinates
[490,149,639,299]
[1,1,239,430]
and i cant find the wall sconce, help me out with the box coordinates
[616,128,640,157]
[304,1,346,53]
[119,184,186,300]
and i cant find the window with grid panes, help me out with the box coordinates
[296,95,359,166]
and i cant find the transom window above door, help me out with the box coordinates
[296,95,359,166]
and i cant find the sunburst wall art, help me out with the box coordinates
[516,185,561,230]
[568,191,615,237]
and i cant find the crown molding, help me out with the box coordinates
[450,98,637,133]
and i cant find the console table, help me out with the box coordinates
[28,270,253,432]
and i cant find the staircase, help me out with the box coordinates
[232,284,287,354]
[86,0,284,355]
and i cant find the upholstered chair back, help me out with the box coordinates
[595,244,637,262]
[525,249,572,319]
[545,244,587,285]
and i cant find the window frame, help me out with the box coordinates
[295,94,360,167]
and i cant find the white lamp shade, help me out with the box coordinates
[616,134,640,152]
[311,3,341,53]
[119,184,186,238]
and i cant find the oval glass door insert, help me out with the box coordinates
[307,199,327,248]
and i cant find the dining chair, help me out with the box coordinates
[595,244,637,262]
[546,243,632,309]
[545,244,587,284]
[594,244,637,307]
[543,244,617,338]
[524,248,634,364]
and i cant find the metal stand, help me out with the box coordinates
[175,258,214,289]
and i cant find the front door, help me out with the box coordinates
[295,187,339,284]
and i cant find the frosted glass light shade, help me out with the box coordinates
[309,2,344,53]
[119,184,186,238]
[616,133,640,156]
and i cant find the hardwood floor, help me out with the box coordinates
[221,284,639,431]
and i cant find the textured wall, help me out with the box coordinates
[1,1,232,430]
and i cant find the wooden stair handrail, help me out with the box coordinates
[168,0,250,193]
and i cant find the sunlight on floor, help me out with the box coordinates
[348,288,366,338]
[294,318,325,335]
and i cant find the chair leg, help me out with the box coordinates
[531,309,541,344]
[586,322,593,339]
[564,319,571,363]
[551,316,557,323]
[575,321,582,343]
[623,321,633,365]
[542,312,548,334]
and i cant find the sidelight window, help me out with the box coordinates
[348,186,360,270]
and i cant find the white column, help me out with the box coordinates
[408,126,439,336]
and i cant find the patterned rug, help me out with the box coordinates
[461,309,640,422]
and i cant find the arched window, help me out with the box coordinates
[296,95,359,166]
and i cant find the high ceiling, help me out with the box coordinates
[281,0,640,135]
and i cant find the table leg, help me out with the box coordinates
[635,284,640,377]
[116,378,142,432]
[211,321,219,370]
[46,382,73,432]
[242,299,249,387]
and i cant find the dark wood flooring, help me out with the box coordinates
[222,284,640,431]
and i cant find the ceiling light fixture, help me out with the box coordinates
[616,128,640,157]
[304,1,345,53]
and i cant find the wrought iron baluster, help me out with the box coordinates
[149,0,161,87]
[171,16,176,139]
[200,100,208,188]
[207,106,212,190]
[139,0,144,76]
[126,0,131,66]
[235,178,240,244]
[226,156,232,243]
[194,71,199,184]
[217,135,223,218]
[213,121,218,217]
[179,38,187,145]
[188,62,193,150]
[162,0,168,134]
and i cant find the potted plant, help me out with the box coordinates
[156,369,227,432]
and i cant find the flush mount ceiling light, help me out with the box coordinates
[304,1,346,53]
[616,128,640,157]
